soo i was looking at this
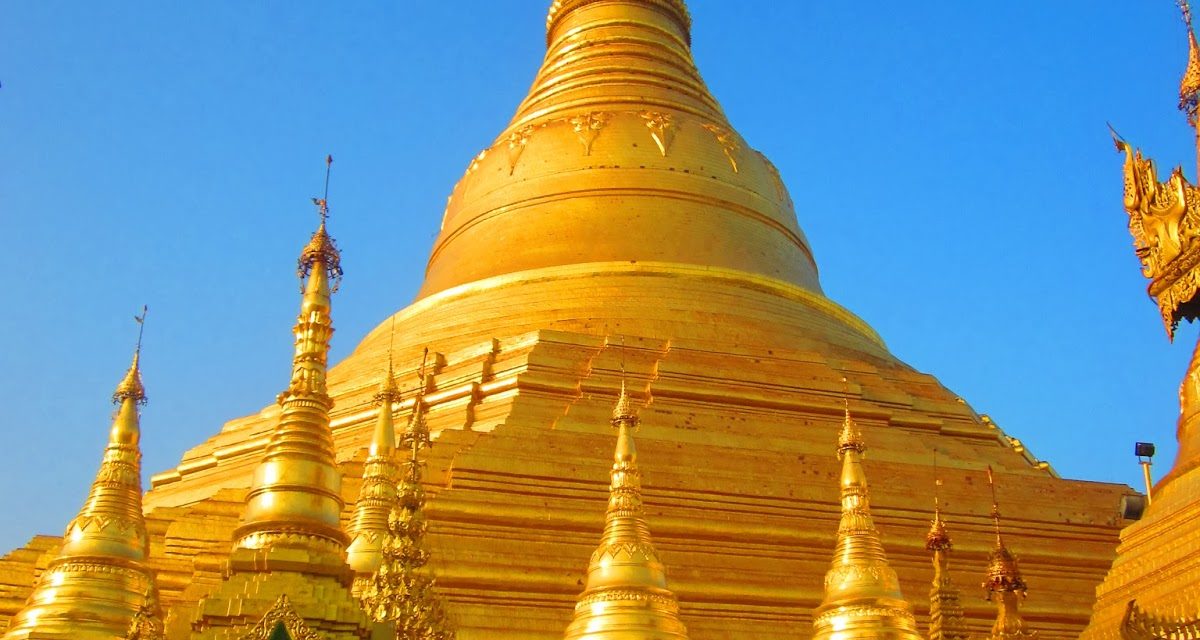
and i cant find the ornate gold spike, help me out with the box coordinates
[811,380,922,640]
[299,155,343,291]
[980,466,1037,639]
[1180,1,1200,123]
[113,305,149,406]
[926,453,968,640]
[348,318,403,597]
[569,111,610,155]
[641,111,677,157]
[562,368,689,640]
[3,325,159,639]
[359,346,455,639]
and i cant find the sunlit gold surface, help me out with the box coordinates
[981,471,1036,640]
[562,381,688,640]
[0,1,1142,638]
[188,219,370,639]
[2,351,159,639]
[810,402,921,640]
[1084,5,1200,635]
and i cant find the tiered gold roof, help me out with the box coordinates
[811,394,921,640]
[563,378,689,640]
[3,345,161,639]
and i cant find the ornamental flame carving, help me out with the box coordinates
[359,371,454,640]
[1115,133,1200,339]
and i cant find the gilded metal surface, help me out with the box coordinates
[346,352,402,597]
[925,504,968,640]
[1120,600,1200,640]
[3,347,159,639]
[238,595,320,640]
[810,395,921,640]
[562,380,689,640]
[359,356,455,639]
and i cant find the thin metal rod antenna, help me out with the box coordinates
[321,155,333,223]
[134,305,149,355]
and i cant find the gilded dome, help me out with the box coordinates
[419,0,822,298]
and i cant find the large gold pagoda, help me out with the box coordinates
[0,1,1143,639]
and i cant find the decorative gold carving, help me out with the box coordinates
[640,111,676,157]
[239,595,321,640]
[1121,599,1200,640]
[569,112,610,155]
[701,122,740,172]
[507,125,535,175]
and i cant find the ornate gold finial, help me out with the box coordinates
[299,154,343,290]
[925,453,968,640]
[981,466,1036,639]
[563,362,689,640]
[1180,1,1200,124]
[113,305,149,406]
[811,379,922,640]
[347,318,404,597]
[125,582,165,640]
[2,327,161,639]
[360,347,455,639]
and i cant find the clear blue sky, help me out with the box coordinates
[1,1,1194,553]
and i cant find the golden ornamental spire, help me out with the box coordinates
[925,461,968,640]
[981,467,1037,639]
[811,380,922,640]
[4,309,162,640]
[1180,1,1200,125]
[360,349,456,639]
[192,159,370,637]
[563,373,689,640]
[233,154,348,557]
[348,321,403,597]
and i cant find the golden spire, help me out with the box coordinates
[4,309,161,639]
[232,154,348,563]
[926,456,968,640]
[563,370,689,640]
[360,349,455,638]
[1180,1,1200,124]
[811,379,922,640]
[347,319,403,597]
[982,466,1037,639]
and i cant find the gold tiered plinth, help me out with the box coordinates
[0,1,1140,639]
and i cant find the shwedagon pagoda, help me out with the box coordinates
[3,1,1200,638]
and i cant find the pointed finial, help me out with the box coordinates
[983,466,1028,597]
[837,377,864,455]
[986,465,1003,547]
[612,341,637,424]
[1179,0,1200,123]
[298,154,343,288]
[375,316,400,404]
[927,451,952,551]
[113,305,149,406]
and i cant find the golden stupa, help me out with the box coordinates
[2,0,1174,638]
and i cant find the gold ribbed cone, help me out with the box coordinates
[563,385,688,640]
[3,351,158,639]
[811,406,921,640]
[347,357,402,596]
[419,0,821,299]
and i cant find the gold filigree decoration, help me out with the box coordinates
[640,111,676,157]
[701,122,740,172]
[1115,133,1200,338]
[1121,599,1200,640]
[569,112,610,155]
[239,595,320,640]
[506,125,535,175]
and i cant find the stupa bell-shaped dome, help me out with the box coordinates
[419,0,822,299]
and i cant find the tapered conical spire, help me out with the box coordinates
[4,311,162,640]
[925,477,968,640]
[563,376,689,640]
[811,384,921,640]
[347,332,403,597]
[233,162,347,556]
[982,467,1037,639]
[192,157,369,638]
[360,350,455,638]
